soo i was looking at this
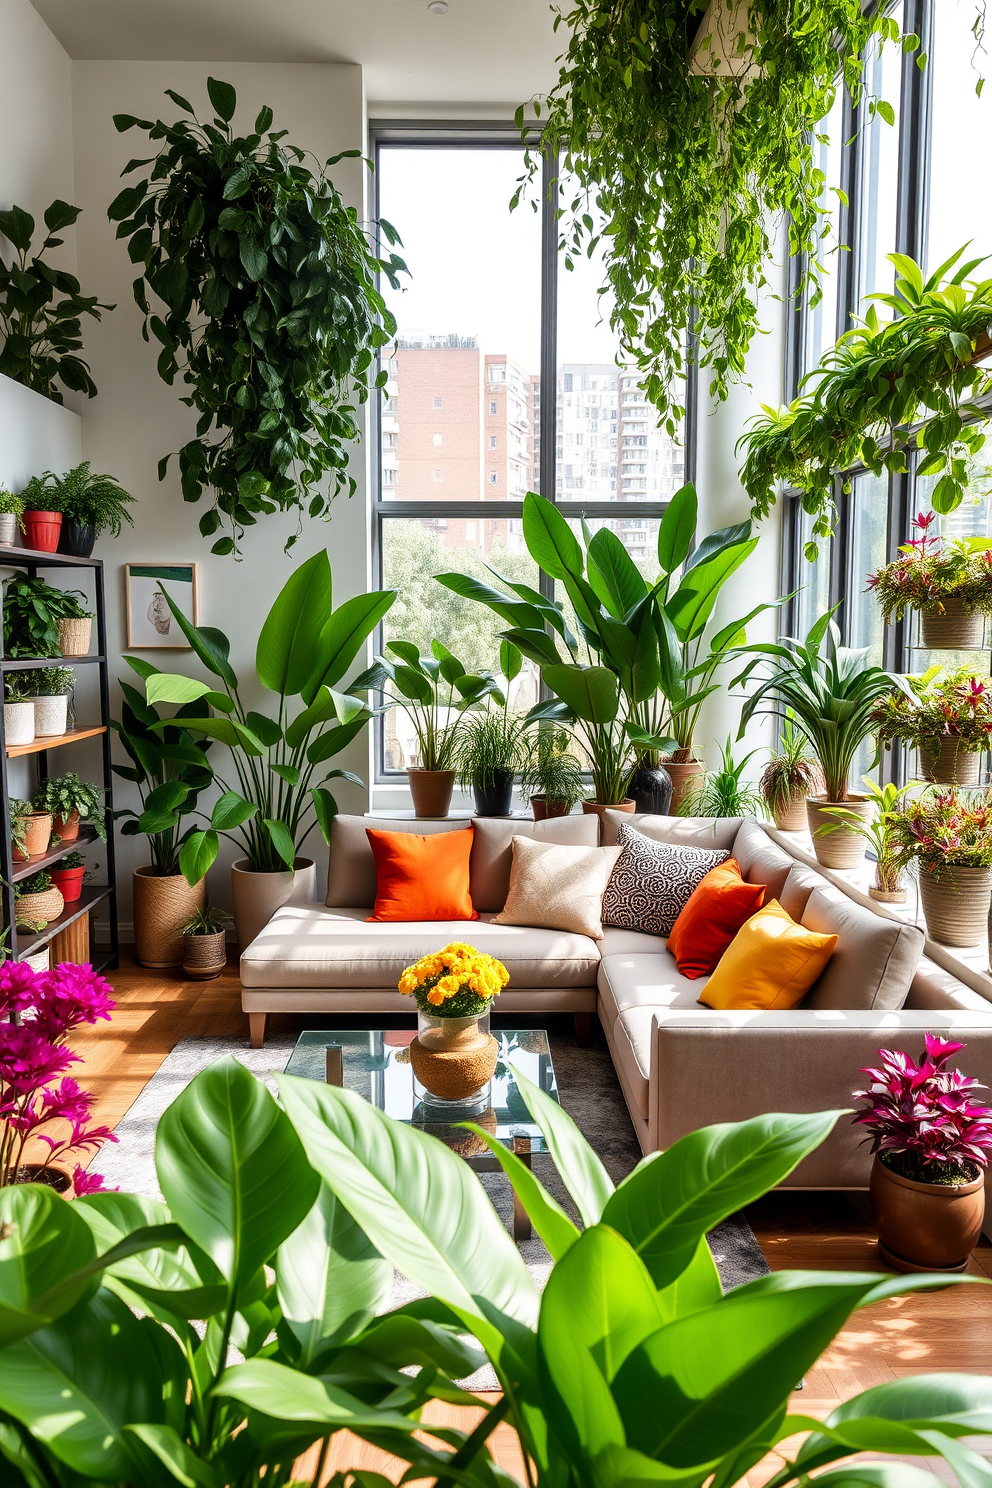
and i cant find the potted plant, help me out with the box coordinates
[759,713,822,830]
[14,869,63,927]
[2,572,90,658]
[868,512,992,650]
[180,904,231,980]
[50,849,92,904]
[456,708,527,817]
[55,591,94,658]
[399,942,507,1108]
[0,489,24,547]
[887,787,992,948]
[874,665,992,786]
[24,666,74,738]
[733,614,898,869]
[26,461,137,557]
[854,1032,992,1271]
[9,797,52,861]
[19,475,64,554]
[678,737,764,818]
[32,771,105,844]
[3,673,35,747]
[818,780,913,904]
[521,725,587,819]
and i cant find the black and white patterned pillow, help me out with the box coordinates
[601,823,730,938]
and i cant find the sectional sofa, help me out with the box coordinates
[239,810,992,1188]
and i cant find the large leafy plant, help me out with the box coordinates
[518,2,909,433]
[142,549,394,877]
[352,638,499,773]
[109,78,406,556]
[0,200,112,402]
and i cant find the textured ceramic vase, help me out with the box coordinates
[772,788,809,831]
[806,796,871,869]
[4,701,35,747]
[920,598,984,650]
[870,1154,985,1271]
[0,513,17,546]
[665,760,706,815]
[57,521,95,558]
[407,768,456,819]
[919,862,992,948]
[410,1010,497,1109]
[231,857,316,951]
[133,868,205,968]
[919,737,983,787]
[30,694,68,737]
[629,763,673,815]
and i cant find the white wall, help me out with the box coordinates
[0,0,74,254]
[69,62,372,928]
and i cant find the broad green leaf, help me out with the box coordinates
[263,817,297,868]
[512,1067,613,1227]
[350,1313,484,1378]
[658,483,697,573]
[307,590,397,698]
[245,710,282,747]
[393,663,434,705]
[667,539,758,643]
[215,1358,420,1455]
[655,1234,722,1322]
[587,528,647,618]
[310,787,339,844]
[522,490,584,579]
[75,1192,226,1321]
[0,1186,97,1347]
[179,829,219,887]
[500,626,564,668]
[542,664,619,724]
[499,638,522,684]
[167,715,265,755]
[210,790,257,830]
[256,550,331,697]
[156,1057,319,1288]
[146,673,213,707]
[158,588,237,687]
[306,714,368,765]
[285,684,364,748]
[125,1423,221,1488]
[206,76,237,121]
[541,1224,663,1383]
[460,1124,579,1259]
[435,571,544,631]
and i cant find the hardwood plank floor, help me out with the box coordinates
[65,952,992,1485]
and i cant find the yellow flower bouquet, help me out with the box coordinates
[398,942,508,1019]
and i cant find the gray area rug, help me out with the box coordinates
[93,1027,769,1387]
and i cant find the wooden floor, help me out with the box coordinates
[67,952,992,1486]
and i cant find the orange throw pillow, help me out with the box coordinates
[366,827,478,922]
[667,858,765,979]
[699,899,838,1011]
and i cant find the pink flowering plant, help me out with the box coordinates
[0,959,116,1190]
[853,1032,992,1184]
[886,786,992,874]
[873,664,992,754]
[867,510,992,623]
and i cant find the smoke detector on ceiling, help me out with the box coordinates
[427,1,449,12]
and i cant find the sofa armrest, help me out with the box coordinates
[649,1008,992,1186]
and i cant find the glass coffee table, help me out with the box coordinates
[284,1028,560,1243]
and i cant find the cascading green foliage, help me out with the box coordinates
[516,1,908,432]
[108,78,407,557]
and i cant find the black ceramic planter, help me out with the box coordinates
[58,522,96,558]
[473,772,515,817]
[629,763,673,815]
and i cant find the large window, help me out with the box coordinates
[371,126,692,776]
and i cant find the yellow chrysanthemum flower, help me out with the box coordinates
[397,942,509,1004]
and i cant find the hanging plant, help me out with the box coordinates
[739,248,992,554]
[109,78,407,556]
[515,1,909,433]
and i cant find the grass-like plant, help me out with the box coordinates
[181,904,231,936]
[759,714,821,818]
[679,736,765,818]
[455,708,527,794]
[520,725,587,811]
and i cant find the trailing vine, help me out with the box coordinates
[515,1,909,434]
[109,78,406,556]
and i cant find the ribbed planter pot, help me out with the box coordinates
[23,947,49,974]
[530,796,572,820]
[0,513,18,546]
[22,511,62,553]
[629,763,673,815]
[57,618,92,657]
[133,867,205,968]
[918,861,992,948]
[665,760,706,815]
[182,929,227,980]
[920,597,985,650]
[52,808,80,843]
[407,768,455,819]
[4,701,35,747]
[582,799,635,825]
[919,737,983,786]
[807,795,871,869]
[231,857,316,951]
[51,865,85,903]
[772,788,809,832]
[15,887,64,927]
[870,1154,985,1272]
[30,694,68,737]
[14,811,52,860]
[57,521,95,558]
[472,772,514,817]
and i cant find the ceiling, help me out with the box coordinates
[30,0,562,108]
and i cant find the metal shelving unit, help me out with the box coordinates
[0,545,118,973]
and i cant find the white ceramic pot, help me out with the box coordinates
[3,701,35,746]
[231,857,316,950]
[0,513,18,546]
[30,694,68,737]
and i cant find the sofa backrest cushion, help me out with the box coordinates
[779,861,823,922]
[731,820,794,900]
[602,810,742,851]
[800,883,925,1010]
[327,815,468,907]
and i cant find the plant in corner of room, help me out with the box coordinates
[759,712,822,828]
[181,904,231,936]
[818,779,914,901]
[873,664,992,782]
[521,724,587,815]
[0,199,113,403]
[32,772,106,842]
[109,78,407,557]
[678,736,764,819]
[27,462,136,542]
[2,572,91,657]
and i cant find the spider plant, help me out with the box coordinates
[759,713,822,819]
[679,736,765,818]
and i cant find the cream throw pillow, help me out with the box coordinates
[494,836,622,940]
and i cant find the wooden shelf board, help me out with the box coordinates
[14,885,111,957]
[6,725,107,758]
[1,656,104,670]
[12,825,101,883]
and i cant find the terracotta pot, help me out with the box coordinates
[410,1012,499,1103]
[182,928,227,980]
[0,512,17,546]
[57,617,92,658]
[920,598,985,650]
[665,760,706,814]
[5,1162,72,1194]
[582,799,635,825]
[918,736,983,787]
[870,1154,985,1272]
[629,763,673,815]
[132,867,205,968]
[51,865,85,903]
[30,694,68,737]
[231,857,316,951]
[771,788,809,832]
[806,795,871,869]
[14,811,52,860]
[52,808,80,843]
[407,768,456,819]
[919,861,992,948]
[15,887,64,927]
[530,796,572,820]
[22,511,62,553]
[4,701,34,747]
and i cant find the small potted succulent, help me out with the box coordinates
[521,726,587,819]
[854,1033,992,1272]
[0,489,24,547]
[887,787,992,947]
[18,474,64,553]
[24,666,74,737]
[180,904,231,980]
[14,868,64,928]
[9,796,52,861]
[759,715,821,830]
[50,849,93,904]
[867,511,992,650]
[33,771,106,843]
[399,942,507,1110]
[3,673,35,747]
[456,709,527,817]
[874,666,992,787]
[817,780,912,904]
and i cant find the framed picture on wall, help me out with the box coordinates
[125,563,199,648]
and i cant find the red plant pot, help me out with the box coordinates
[23,511,63,553]
[50,866,85,903]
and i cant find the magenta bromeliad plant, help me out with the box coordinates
[0,960,116,1191]
[853,1032,992,1185]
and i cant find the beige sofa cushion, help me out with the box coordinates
[494,837,622,940]
[469,815,598,912]
[800,884,925,1011]
[327,815,468,908]
[598,950,711,1121]
[731,819,794,900]
[602,810,742,850]
[779,862,823,922]
[240,904,602,989]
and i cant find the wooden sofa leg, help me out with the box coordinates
[249,1012,268,1049]
[573,1012,592,1047]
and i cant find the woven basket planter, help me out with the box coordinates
[15,887,64,927]
[133,867,205,968]
[182,929,227,980]
[57,618,92,657]
[919,737,983,786]
[919,862,992,948]
[920,598,985,650]
[807,795,871,869]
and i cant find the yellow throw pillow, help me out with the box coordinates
[699,899,838,1011]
